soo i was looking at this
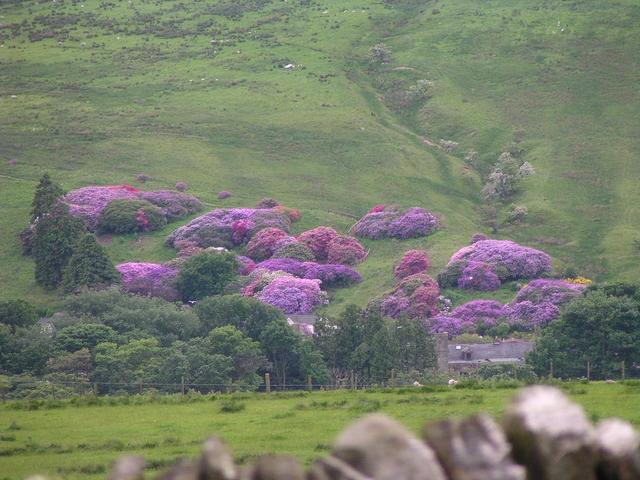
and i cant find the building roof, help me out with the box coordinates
[448,340,533,364]
[286,314,317,325]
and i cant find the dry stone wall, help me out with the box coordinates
[98,386,640,480]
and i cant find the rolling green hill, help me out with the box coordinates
[1,0,639,310]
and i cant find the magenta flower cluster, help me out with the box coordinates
[257,277,325,314]
[326,235,367,265]
[297,226,338,261]
[352,205,439,240]
[165,208,291,249]
[505,279,585,330]
[116,262,179,302]
[371,273,440,320]
[62,185,203,231]
[394,250,430,279]
[246,228,291,261]
[457,261,501,291]
[236,256,256,275]
[429,300,506,337]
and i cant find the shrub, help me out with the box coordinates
[470,233,489,244]
[236,256,256,275]
[241,268,294,297]
[256,198,279,209]
[273,242,315,261]
[394,250,430,279]
[256,258,309,277]
[429,300,506,337]
[62,235,119,293]
[352,205,438,240]
[303,264,362,288]
[457,261,501,291]
[0,300,37,330]
[246,228,290,261]
[370,273,439,319]
[62,186,140,231]
[175,182,187,192]
[297,227,337,262]
[326,235,366,265]
[166,208,290,249]
[140,191,203,221]
[217,191,231,200]
[368,43,391,65]
[116,263,179,302]
[98,200,166,234]
[441,239,551,286]
[273,205,301,223]
[257,277,325,314]
[177,252,238,301]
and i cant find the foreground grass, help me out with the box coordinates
[1,382,639,480]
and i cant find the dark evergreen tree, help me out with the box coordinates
[32,204,85,289]
[61,234,118,293]
[30,173,64,222]
[176,252,238,301]
[0,299,37,331]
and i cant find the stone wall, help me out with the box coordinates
[102,386,639,480]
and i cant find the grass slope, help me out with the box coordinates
[0,0,638,310]
[1,383,639,480]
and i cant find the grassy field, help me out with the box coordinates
[0,382,638,480]
[1,0,639,312]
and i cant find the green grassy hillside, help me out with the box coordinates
[1,0,638,309]
[1,383,639,480]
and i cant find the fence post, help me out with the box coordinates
[265,373,271,393]
[621,361,626,381]
[390,368,396,388]
[51,383,55,400]
[350,371,355,390]
[307,375,312,392]
[93,382,98,396]
[139,381,143,395]
[587,361,590,382]
[181,376,186,395]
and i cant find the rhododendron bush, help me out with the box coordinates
[352,205,438,240]
[62,185,203,231]
[272,241,315,261]
[326,235,367,265]
[297,227,337,262]
[439,239,551,287]
[457,261,501,291]
[505,279,585,330]
[429,300,506,337]
[394,250,430,279]
[165,208,290,249]
[255,259,361,287]
[116,262,179,302]
[370,273,440,319]
[257,277,325,314]
[246,228,290,261]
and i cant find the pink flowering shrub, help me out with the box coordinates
[116,262,179,301]
[246,228,290,261]
[140,190,203,221]
[217,191,231,200]
[326,235,367,265]
[394,250,430,279]
[440,239,552,287]
[175,182,187,192]
[504,279,585,330]
[273,205,301,223]
[352,205,438,240]
[298,227,338,262]
[257,277,325,314]
[370,273,440,319]
[62,186,140,230]
[429,300,506,337]
[303,264,362,288]
[457,261,501,291]
[165,208,290,249]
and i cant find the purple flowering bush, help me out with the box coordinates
[140,190,203,221]
[505,279,585,330]
[217,191,231,200]
[241,268,293,297]
[457,261,501,291]
[297,227,338,262]
[236,256,256,275]
[256,258,310,278]
[441,239,552,287]
[116,262,179,302]
[430,300,506,337]
[165,208,290,249]
[326,235,367,265]
[394,250,430,279]
[257,277,325,314]
[175,182,187,192]
[303,263,362,288]
[352,205,439,240]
